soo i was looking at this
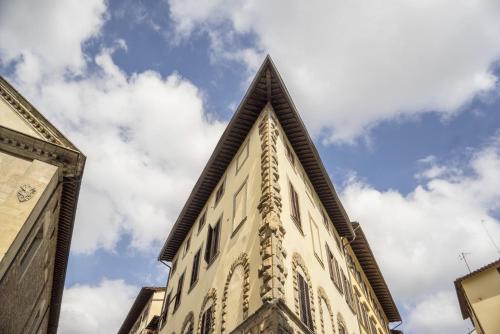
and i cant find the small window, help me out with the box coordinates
[326,244,335,280]
[161,292,172,327]
[369,317,377,334]
[236,141,249,173]
[200,305,213,334]
[321,210,329,229]
[361,303,369,328]
[338,322,347,334]
[205,219,221,264]
[289,182,301,227]
[285,144,295,167]
[334,258,343,293]
[174,272,185,310]
[171,259,177,275]
[190,249,201,288]
[214,180,225,206]
[233,180,248,232]
[20,225,43,273]
[184,235,191,256]
[198,211,207,232]
[297,273,313,330]
[309,216,322,263]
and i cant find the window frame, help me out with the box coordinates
[204,217,221,266]
[214,178,226,207]
[189,248,202,291]
[173,271,185,312]
[289,181,302,230]
[297,272,314,331]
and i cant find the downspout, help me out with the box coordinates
[157,260,172,332]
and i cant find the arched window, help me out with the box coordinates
[197,289,217,334]
[180,312,194,334]
[292,253,316,332]
[337,313,347,334]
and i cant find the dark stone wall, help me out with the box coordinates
[0,190,60,334]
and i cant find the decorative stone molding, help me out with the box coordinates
[17,184,36,202]
[257,108,288,302]
[0,82,61,145]
[337,312,347,333]
[197,288,217,334]
[317,287,336,334]
[291,252,316,333]
[221,253,251,334]
[180,311,194,334]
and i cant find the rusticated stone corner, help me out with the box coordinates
[257,108,288,302]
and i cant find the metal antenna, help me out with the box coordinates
[459,252,472,273]
[480,220,500,255]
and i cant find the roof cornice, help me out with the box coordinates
[158,55,354,261]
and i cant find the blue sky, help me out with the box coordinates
[1,1,500,333]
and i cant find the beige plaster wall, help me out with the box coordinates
[158,108,267,334]
[130,290,166,334]
[0,97,42,139]
[462,265,500,334]
[0,150,61,334]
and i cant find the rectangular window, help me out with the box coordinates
[309,216,322,263]
[236,141,249,173]
[361,303,369,329]
[334,258,343,293]
[326,244,335,280]
[214,179,225,206]
[161,292,172,327]
[174,272,185,310]
[198,211,207,232]
[321,210,329,229]
[285,144,295,167]
[20,224,43,272]
[171,259,177,275]
[205,219,221,264]
[184,235,191,257]
[233,180,247,232]
[201,305,213,334]
[369,317,377,334]
[297,273,313,330]
[290,182,301,227]
[190,249,201,288]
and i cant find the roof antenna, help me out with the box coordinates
[480,219,500,255]
[459,252,472,273]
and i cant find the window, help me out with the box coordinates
[326,244,335,280]
[20,224,43,272]
[171,259,177,275]
[214,180,225,206]
[369,317,377,334]
[334,258,343,293]
[190,249,201,288]
[341,270,355,311]
[297,273,313,330]
[174,272,185,310]
[198,211,207,232]
[200,305,213,334]
[161,292,172,327]
[290,182,301,227]
[361,303,369,329]
[184,235,191,257]
[205,219,221,264]
[321,210,329,230]
[338,322,346,334]
[236,141,249,173]
[232,180,247,232]
[285,143,295,167]
[309,216,322,263]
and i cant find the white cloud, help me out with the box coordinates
[0,1,226,254]
[0,0,107,75]
[59,279,137,334]
[341,135,500,333]
[168,0,500,143]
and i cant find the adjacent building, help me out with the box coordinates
[154,56,401,334]
[118,287,166,334]
[454,258,500,334]
[0,76,85,333]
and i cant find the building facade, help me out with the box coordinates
[119,287,167,334]
[156,57,401,334]
[0,76,85,333]
[454,259,500,334]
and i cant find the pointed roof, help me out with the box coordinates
[0,75,85,334]
[159,56,354,261]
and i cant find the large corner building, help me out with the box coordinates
[0,76,85,333]
[154,56,402,334]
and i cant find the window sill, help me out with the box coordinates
[188,279,198,294]
[291,216,304,236]
[230,216,247,239]
[314,253,325,269]
[206,252,220,270]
